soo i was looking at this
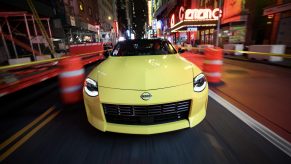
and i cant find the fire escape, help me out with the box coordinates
[0,0,55,64]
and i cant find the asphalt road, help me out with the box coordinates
[0,61,290,164]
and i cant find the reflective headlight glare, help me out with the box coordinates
[194,73,207,92]
[84,78,99,96]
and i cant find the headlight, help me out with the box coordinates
[193,73,207,92]
[84,78,99,96]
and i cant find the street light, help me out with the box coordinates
[108,16,112,20]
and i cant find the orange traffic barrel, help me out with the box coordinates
[58,56,85,104]
[203,47,223,84]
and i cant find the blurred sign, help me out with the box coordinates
[148,0,152,26]
[88,24,98,32]
[152,19,157,30]
[222,0,242,24]
[187,27,197,31]
[229,26,246,43]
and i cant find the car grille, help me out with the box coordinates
[103,100,191,125]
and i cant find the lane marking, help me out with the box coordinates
[209,89,291,157]
[0,106,56,151]
[0,110,60,162]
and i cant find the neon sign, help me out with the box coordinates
[184,8,222,20]
[179,7,185,21]
[148,0,152,26]
[170,14,175,28]
[170,6,222,28]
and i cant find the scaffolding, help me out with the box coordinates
[0,11,54,61]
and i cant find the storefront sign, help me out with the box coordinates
[184,8,222,20]
[187,27,197,31]
[171,6,222,28]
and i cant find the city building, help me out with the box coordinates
[97,0,117,43]
[117,0,147,39]
[152,0,291,53]
[0,0,67,63]
[258,0,291,52]
[0,0,118,64]
[63,0,100,44]
[132,0,147,39]
[153,0,221,45]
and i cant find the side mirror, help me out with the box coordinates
[178,48,185,54]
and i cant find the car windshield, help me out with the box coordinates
[111,39,177,56]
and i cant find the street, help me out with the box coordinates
[1,59,290,163]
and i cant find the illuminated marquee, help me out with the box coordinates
[184,8,222,20]
[170,6,222,28]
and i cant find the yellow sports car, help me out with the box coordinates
[83,39,208,134]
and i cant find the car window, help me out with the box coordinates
[111,39,177,56]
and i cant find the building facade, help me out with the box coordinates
[97,0,117,42]
[152,0,291,52]
[0,0,118,63]
[63,0,100,44]
[153,0,220,45]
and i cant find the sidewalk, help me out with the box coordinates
[224,54,291,68]
[180,51,291,143]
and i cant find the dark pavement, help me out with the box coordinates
[180,51,291,142]
[213,58,291,142]
[1,98,290,163]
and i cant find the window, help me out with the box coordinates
[111,39,177,56]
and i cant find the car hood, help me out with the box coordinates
[91,54,194,90]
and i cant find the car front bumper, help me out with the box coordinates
[83,83,208,134]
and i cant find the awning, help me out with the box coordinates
[170,20,218,32]
[263,2,291,16]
